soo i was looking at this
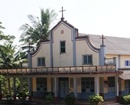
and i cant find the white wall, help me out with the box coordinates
[76,40,99,66]
[52,23,73,67]
[32,42,50,67]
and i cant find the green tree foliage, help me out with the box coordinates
[19,9,57,46]
[0,75,28,100]
[0,22,18,68]
[0,22,29,99]
[0,44,17,68]
[0,21,27,69]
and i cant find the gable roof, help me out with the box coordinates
[51,19,77,31]
[79,33,130,55]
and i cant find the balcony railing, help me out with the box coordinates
[105,58,115,65]
[0,65,117,75]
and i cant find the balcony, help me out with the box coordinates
[0,65,121,76]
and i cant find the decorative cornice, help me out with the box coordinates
[76,35,100,52]
[31,40,50,56]
[87,36,100,52]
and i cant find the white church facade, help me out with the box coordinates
[29,11,130,100]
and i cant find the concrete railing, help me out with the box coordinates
[0,66,116,75]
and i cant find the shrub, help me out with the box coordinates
[45,94,54,105]
[17,91,27,100]
[88,94,104,105]
[119,94,130,104]
[118,96,124,104]
[64,92,76,105]
[6,94,12,100]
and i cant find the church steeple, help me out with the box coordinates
[59,6,66,20]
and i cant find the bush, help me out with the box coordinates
[64,92,76,105]
[45,94,54,105]
[88,94,104,105]
[6,94,12,100]
[44,92,54,98]
[17,91,27,100]
[119,94,130,105]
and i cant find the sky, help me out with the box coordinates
[0,0,130,44]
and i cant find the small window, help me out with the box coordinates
[125,60,130,66]
[60,41,66,53]
[37,57,45,66]
[83,55,92,65]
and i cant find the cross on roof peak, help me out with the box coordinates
[59,7,66,20]
[101,34,106,45]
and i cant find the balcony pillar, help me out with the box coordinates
[115,76,119,96]
[13,77,16,100]
[74,77,77,98]
[28,77,32,101]
[95,76,99,94]
[99,77,104,98]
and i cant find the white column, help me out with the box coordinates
[95,76,99,94]
[54,77,58,97]
[114,57,119,71]
[118,55,121,69]
[99,45,106,66]
[74,77,77,97]
[115,76,119,96]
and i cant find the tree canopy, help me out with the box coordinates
[0,22,22,68]
[19,9,57,46]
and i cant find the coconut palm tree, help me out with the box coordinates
[19,9,57,46]
[0,22,5,33]
[0,21,19,98]
[0,22,16,68]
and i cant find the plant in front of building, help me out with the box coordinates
[6,94,12,101]
[17,91,27,101]
[88,94,104,105]
[45,94,54,105]
[119,94,130,105]
[64,92,76,105]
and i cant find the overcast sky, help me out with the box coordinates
[0,0,130,44]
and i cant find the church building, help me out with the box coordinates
[29,7,130,100]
